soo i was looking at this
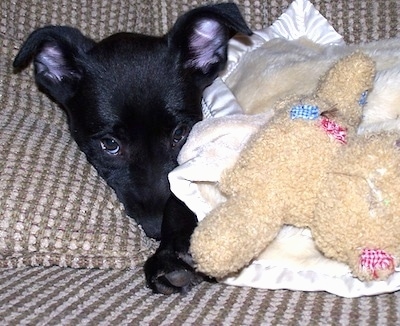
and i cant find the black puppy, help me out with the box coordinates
[13,3,251,294]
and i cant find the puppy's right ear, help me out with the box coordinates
[13,26,95,104]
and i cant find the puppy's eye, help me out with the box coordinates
[171,124,189,147]
[100,137,121,155]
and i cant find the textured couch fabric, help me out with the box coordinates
[1,0,400,324]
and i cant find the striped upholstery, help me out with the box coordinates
[1,0,399,324]
[0,266,399,325]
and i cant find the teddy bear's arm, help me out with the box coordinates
[190,195,284,278]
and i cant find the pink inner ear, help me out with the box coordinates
[188,18,224,71]
[36,44,68,81]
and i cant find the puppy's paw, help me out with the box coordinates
[144,250,209,295]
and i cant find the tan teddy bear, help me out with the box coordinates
[190,52,400,281]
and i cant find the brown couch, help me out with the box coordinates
[1,0,399,324]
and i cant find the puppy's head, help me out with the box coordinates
[13,4,252,239]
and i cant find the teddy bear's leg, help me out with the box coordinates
[357,248,396,280]
[313,134,400,281]
[313,173,398,281]
[190,195,283,279]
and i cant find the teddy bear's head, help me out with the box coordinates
[270,51,375,147]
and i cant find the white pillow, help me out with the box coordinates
[201,0,345,118]
[170,0,400,298]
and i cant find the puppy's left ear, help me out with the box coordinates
[168,3,252,88]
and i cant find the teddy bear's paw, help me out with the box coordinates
[358,248,396,281]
